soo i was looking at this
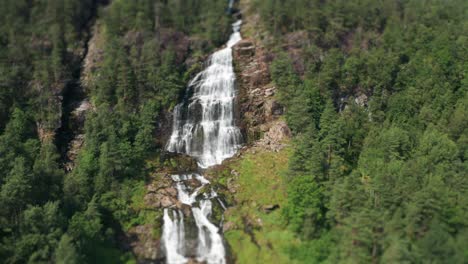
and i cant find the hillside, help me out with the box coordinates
[0,0,466,263]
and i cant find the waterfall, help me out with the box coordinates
[162,209,187,263]
[162,20,243,264]
[228,0,235,12]
[167,20,243,169]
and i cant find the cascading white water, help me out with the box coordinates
[162,209,187,263]
[167,20,243,168]
[162,20,243,264]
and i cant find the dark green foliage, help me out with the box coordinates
[55,234,82,264]
[284,175,324,238]
[260,0,468,262]
[0,0,234,262]
[1,0,466,262]
[1,157,33,223]
[7,202,65,264]
[32,142,64,203]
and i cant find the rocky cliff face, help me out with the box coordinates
[233,36,291,150]
[62,23,103,171]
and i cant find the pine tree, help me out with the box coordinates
[270,53,302,106]
[116,47,137,112]
[0,157,33,223]
[55,234,81,264]
[134,101,158,157]
[32,141,64,203]
[17,202,64,263]
[95,142,113,193]
[51,23,66,82]
[69,196,103,243]
[64,148,96,211]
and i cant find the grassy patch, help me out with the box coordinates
[220,145,303,263]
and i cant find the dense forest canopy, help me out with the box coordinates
[0,0,466,263]
[0,0,231,262]
[253,0,467,262]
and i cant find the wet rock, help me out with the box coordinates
[195,185,212,199]
[145,174,179,208]
[162,152,199,173]
[186,178,202,189]
[263,204,280,213]
[161,187,178,197]
[176,201,192,217]
[161,195,177,208]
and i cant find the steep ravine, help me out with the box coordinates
[158,5,293,264]
[128,2,292,263]
[54,0,107,170]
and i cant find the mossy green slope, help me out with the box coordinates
[213,145,304,263]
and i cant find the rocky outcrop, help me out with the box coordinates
[127,151,199,262]
[63,23,101,170]
[70,100,93,131]
[63,100,94,170]
[139,170,226,263]
[143,151,199,211]
[160,152,199,174]
[234,39,272,141]
[81,24,105,90]
[145,174,178,209]
[233,37,290,149]
[126,225,162,263]
[254,120,291,152]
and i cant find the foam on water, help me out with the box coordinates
[162,20,243,264]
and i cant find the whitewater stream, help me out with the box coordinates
[162,20,243,264]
